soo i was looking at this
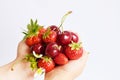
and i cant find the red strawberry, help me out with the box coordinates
[54,53,68,65]
[65,42,83,60]
[42,28,57,43]
[25,35,40,46]
[37,56,55,73]
[38,27,46,39]
[23,19,44,46]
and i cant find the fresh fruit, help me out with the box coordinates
[37,56,55,73]
[45,42,61,58]
[71,32,79,43]
[42,28,57,43]
[38,27,46,39]
[58,31,72,45]
[22,11,86,73]
[32,43,45,54]
[23,19,42,46]
[49,25,61,35]
[54,53,68,65]
[25,35,40,47]
[65,42,83,60]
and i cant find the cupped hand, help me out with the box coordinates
[0,40,88,80]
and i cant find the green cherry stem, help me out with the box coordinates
[59,11,72,32]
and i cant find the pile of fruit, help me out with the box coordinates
[23,11,83,73]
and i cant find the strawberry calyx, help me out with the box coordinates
[24,54,38,70]
[42,28,51,39]
[23,19,43,39]
[69,41,82,50]
[41,56,52,62]
[34,68,45,76]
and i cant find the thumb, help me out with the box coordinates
[17,40,37,75]
[17,40,31,58]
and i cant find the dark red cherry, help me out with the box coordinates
[45,42,60,58]
[49,25,61,35]
[49,25,58,31]
[71,32,79,43]
[58,31,72,45]
[32,43,45,54]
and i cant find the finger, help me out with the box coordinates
[60,50,89,77]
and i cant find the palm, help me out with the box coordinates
[17,41,88,80]
[45,50,88,80]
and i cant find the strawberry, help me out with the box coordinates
[25,35,40,47]
[54,53,68,65]
[65,42,83,60]
[23,19,44,46]
[37,56,55,73]
[42,28,57,43]
[38,27,46,39]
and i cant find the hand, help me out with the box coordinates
[45,46,88,80]
[0,40,88,80]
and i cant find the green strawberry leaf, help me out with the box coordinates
[23,54,38,70]
[30,62,38,70]
[69,42,82,50]
[23,19,41,39]
[42,27,51,39]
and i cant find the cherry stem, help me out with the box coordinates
[59,11,72,32]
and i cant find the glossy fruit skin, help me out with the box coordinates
[58,31,72,45]
[71,32,79,43]
[37,57,55,73]
[31,43,45,54]
[49,25,61,35]
[45,42,60,58]
[38,27,46,38]
[25,36,41,46]
[54,53,68,65]
[42,30,57,43]
[65,46,83,60]
[49,25,58,31]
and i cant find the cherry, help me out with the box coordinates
[58,31,72,45]
[32,43,45,54]
[45,42,61,58]
[49,25,61,35]
[71,32,79,43]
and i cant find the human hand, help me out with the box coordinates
[45,46,88,80]
[0,40,88,80]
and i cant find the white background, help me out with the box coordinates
[0,0,120,80]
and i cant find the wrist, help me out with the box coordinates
[0,57,35,80]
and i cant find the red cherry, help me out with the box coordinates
[32,43,45,54]
[71,32,79,43]
[49,25,61,35]
[58,31,72,45]
[45,42,60,58]
[49,25,58,31]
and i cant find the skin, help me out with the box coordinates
[0,40,88,80]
